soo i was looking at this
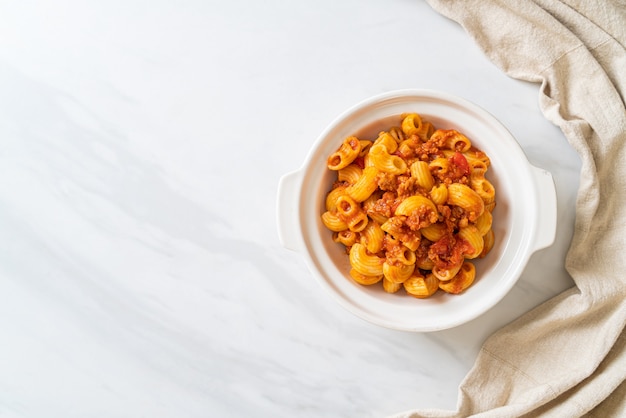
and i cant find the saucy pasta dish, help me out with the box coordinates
[321,113,496,298]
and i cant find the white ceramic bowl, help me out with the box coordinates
[277,89,556,332]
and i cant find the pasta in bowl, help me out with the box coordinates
[321,113,495,299]
[277,90,556,332]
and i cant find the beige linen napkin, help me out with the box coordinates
[392,1,626,417]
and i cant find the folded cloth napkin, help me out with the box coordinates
[391,1,626,417]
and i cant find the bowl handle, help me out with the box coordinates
[530,165,557,252]
[277,169,304,252]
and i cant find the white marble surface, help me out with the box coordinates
[0,1,581,417]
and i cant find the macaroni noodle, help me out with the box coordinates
[322,113,497,298]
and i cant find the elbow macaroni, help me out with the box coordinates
[323,113,496,298]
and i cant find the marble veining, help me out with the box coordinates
[0,0,580,417]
